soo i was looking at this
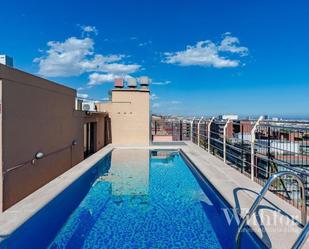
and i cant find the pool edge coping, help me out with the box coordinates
[0,144,114,240]
[181,141,309,249]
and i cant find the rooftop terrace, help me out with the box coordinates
[1,64,309,248]
[1,141,309,248]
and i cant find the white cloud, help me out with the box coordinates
[34,37,95,77]
[87,73,134,86]
[164,33,248,68]
[35,35,141,77]
[77,93,89,99]
[138,40,152,47]
[219,35,248,56]
[98,63,140,74]
[81,25,98,36]
[87,73,117,86]
[80,54,125,70]
[152,103,161,108]
[151,94,159,100]
[151,80,171,86]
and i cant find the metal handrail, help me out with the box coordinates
[292,223,309,249]
[2,142,77,175]
[235,171,307,249]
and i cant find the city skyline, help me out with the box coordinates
[1,0,309,117]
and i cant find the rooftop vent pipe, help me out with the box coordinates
[127,78,137,88]
[139,76,150,88]
[114,78,124,88]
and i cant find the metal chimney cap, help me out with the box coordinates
[139,76,150,86]
[114,78,124,88]
[127,78,137,88]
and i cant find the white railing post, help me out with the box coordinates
[208,117,215,153]
[190,117,195,142]
[223,119,232,163]
[197,116,204,147]
[250,116,263,181]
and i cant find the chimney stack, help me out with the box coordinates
[127,78,137,88]
[139,76,149,89]
[114,78,124,88]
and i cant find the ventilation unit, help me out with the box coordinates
[127,78,137,88]
[114,78,124,88]
[139,76,150,87]
[82,101,96,111]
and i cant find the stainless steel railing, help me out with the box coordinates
[235,171,307,249]
[151,118,309,208]
[292,222,309,249]
[151,118,309,247]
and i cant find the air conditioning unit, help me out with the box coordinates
[82,101,96,111]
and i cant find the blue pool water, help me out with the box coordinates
[48,150,223,249]
[0,149,264,249]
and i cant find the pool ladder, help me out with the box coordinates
[235,171,309,249]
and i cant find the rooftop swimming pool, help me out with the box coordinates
[0,149,265,249]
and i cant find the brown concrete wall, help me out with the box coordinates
[0,65,109,210]
[84,113,110,150]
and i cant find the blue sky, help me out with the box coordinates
[1,0,309,117]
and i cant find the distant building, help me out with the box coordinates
[219,114,239,120]
[256,140,300,154]
[0,55,13,67]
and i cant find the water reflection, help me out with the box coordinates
[151,150,178,166]
[98,149,150,196]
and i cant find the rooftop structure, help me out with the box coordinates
[114,77,124,88]
[1,66,309,248]
[97,77,150,145]
[0,64,110,210]
[138,76,150,88]
[0,55,13,67]
[127,77,137,88]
